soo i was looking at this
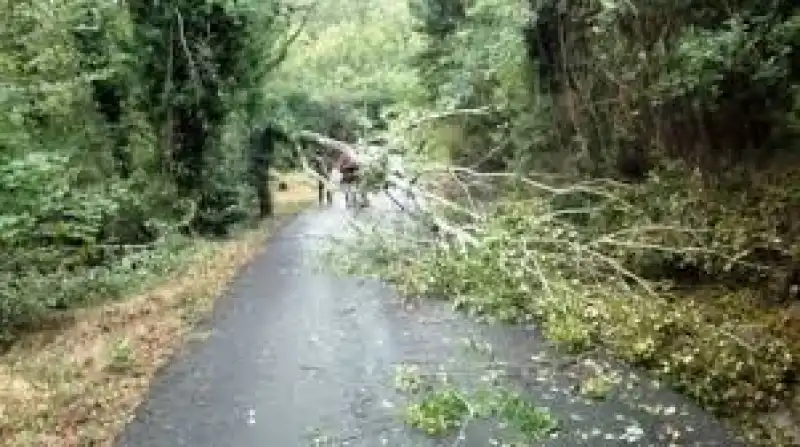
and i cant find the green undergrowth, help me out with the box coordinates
[1,234,197,344]
[331,166,800,446]
[1,208,302,345]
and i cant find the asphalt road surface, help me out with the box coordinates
[117,192,742,446]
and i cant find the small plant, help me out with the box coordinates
[579,373,614,400]
[405,387,471,436]
[394,364,559,441]
[495,391,559,439]
[106,338,134,373]
[543,312,593,354]
[393,363,428,394]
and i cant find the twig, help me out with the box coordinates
[404,106,497,130]
[173,9,202,103]
[263,7,312,73]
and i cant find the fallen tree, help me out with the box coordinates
[311,120,800,444]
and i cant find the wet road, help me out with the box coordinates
[117,193,741,446]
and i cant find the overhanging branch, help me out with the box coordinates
[295,130,359,160]
[263,4,315,73]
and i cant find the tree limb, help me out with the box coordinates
[263,5,314,73]
[296,130,359,160]
[173,8,203,103]
[403,106,497,130]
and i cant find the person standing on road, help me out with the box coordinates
[333,147,367,208]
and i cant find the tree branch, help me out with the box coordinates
[173,8,203,103]
[403,106,497,130]
[263,6,314,73]
[296,130,359,160]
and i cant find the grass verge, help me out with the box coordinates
[0,175,316,446]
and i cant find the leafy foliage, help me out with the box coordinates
[395,363,558,440]
[0,0,299,340]
[264,0,422,144]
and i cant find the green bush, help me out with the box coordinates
[0,0,303,340]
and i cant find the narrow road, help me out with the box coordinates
[117,193,741,446]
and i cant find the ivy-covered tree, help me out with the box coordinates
[126,0,297,233]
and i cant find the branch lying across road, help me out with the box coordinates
[295,130,359,160]
[290,129,481,248]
